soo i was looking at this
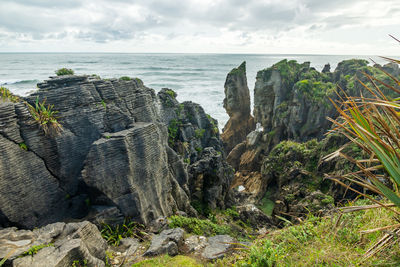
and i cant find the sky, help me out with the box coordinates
[0,0,399,55]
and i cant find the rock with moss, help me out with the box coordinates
[0,74,232,229]
[157,88,233,212]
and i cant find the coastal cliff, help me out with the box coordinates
[1,58,399,266]
[224,59,400,220]
[0,75,231,230]
[221,61,255,155]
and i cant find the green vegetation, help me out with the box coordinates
[1,87,20,103]
[168,215,231,236]
[119,76,132,81]
[22,243,53,256]
[101,100,106,109]
[258,190,275,216]
[71,260,88,267]
[175,103,184,116]
[295,79,335,104]
[100,219,147,246]
[132,255,202,267]
[229,61,246,76]
[55,68,74,76]
[218,200,400,266]
[194,128,205,139]
[27,97,62,136]
[165,88,177,98]
[264,139,322,175]
[19,143,28,151]
[168,119,180,146]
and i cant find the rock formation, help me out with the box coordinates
[0,75,232,229]
[221,62,255,155]
[0,221,107,267]
[227,59,400,221]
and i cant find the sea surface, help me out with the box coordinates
[0,53,386,128]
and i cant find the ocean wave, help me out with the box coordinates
[0,79,39,85]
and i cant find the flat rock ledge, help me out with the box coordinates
[0,221,107,267]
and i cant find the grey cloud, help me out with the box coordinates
[0,0,399,44]
[3,0,82,8]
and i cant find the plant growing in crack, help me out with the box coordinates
[27,97,63,136]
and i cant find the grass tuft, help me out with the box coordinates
[55,68,74,76]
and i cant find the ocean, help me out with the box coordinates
[0,53,385,129]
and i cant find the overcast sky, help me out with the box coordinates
[0,0,399,54]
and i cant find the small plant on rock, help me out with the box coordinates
[119,76,132,81]
[100,219,147,246]
[27,97,62,136]
[55,68,74,76]
[0,87,19,103]
[22,243,53,256]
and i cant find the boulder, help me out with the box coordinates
[236,204,274,229]
[0,221,107,267]
[183,235,207,253]
[201,235,235,260]
[144,228,185,257]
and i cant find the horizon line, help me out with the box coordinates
[0,51,395,57]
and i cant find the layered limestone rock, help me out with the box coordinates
[0,221,107,267]
[0,75,231,229]
[221,62,255,154]
[227,59,400,220]
[157,88,233,211]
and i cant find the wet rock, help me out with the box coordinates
[143,228,185,257]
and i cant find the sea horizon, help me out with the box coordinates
[0,53,392,128]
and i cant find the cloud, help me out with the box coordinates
[0,0,399,53]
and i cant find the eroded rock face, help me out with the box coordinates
[225,59,400,221]
[0,221,107,267]
[0,75,230,228]
[221,62,255,155]
[157,88,234,212]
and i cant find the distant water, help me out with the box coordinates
[0,53,386,128]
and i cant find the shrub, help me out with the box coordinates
[27,97,62,136]
[100,219,146,246]
[165,89,177,98]
[119,76,132,81]
[0,87,19,103]
[55,68,74,76]
[168,119,180,146]
[168,215,230,236]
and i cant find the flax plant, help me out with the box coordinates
[324,38,400,258]
[27,97,63,136]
